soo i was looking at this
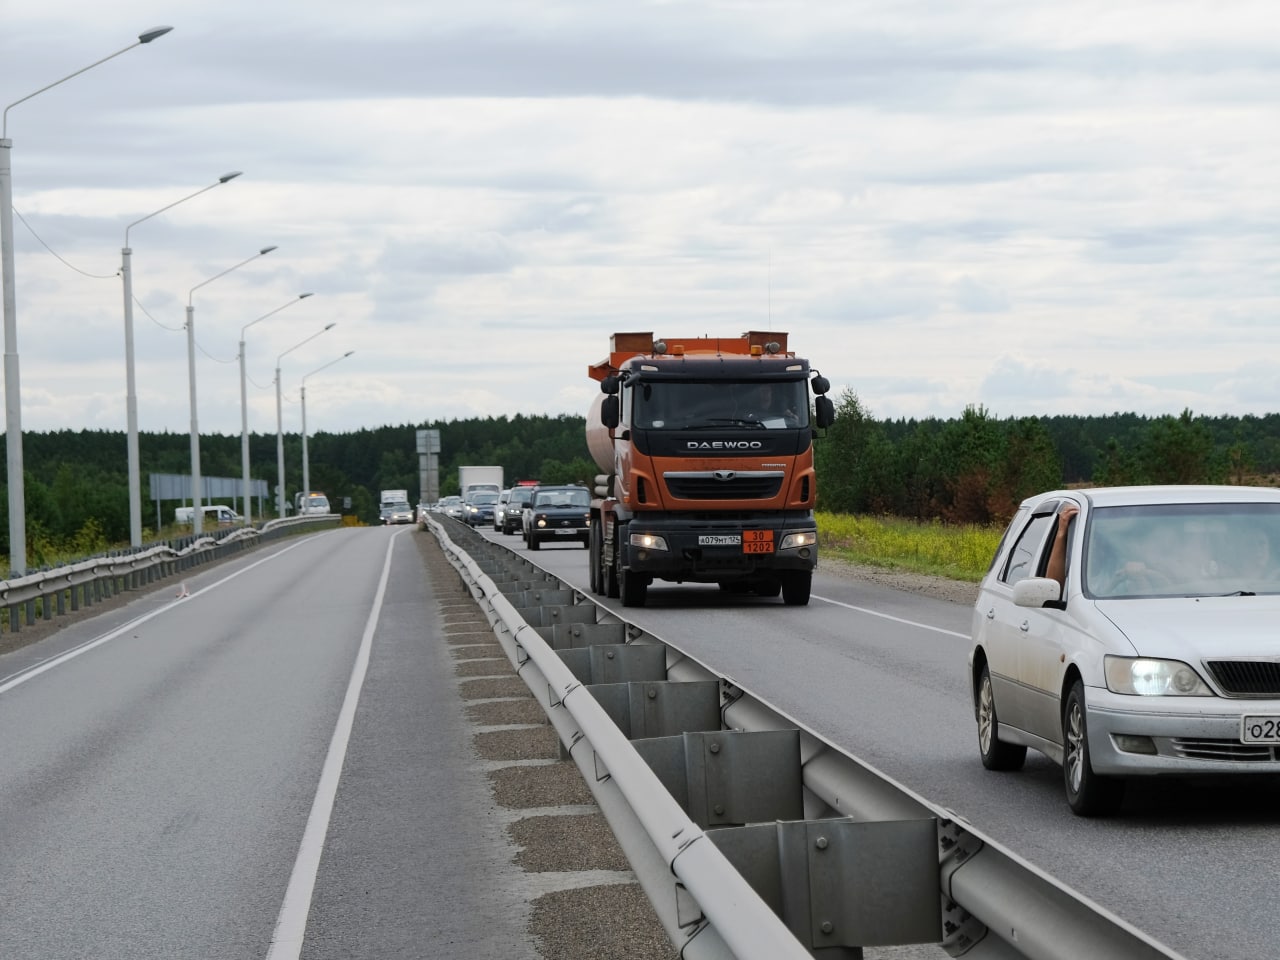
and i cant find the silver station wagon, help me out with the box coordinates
[969,485,1280,815]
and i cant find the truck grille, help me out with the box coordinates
[1204,660,1280,698]
[664,472,783,501]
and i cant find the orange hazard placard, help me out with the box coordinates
[743,530,775,554]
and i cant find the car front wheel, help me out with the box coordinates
[1063,680,1124,816]
[977,664,1027,771]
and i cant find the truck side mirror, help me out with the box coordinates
[601,395,620,429]
[601,375,620,396]
[814,395,835,429]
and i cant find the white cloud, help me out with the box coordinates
[2,0,1279,441]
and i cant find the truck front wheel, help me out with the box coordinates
[780,570,811,606]
[620,567,648,607]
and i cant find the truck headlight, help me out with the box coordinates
[780,531,817,550]
[1104,657,1212,696]
[630,533,668,551]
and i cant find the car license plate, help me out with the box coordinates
[699,535,741,546]
[1241,716,1280,743]
[743,530,775,554]
[553,528,578,535]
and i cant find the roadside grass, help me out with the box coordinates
[816,511,1004,583]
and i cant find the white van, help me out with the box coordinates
[175,505,242,526]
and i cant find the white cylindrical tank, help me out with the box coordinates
[586,393,615,474]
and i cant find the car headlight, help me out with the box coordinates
[629,533,668,551]
[780,531,817,550]
[1104,656,1212,696]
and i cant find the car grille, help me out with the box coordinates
[1204,660,1280,698]
[665,473,783,500]
[1169,739,1280,762]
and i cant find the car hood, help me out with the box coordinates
[1096,595,1280,658]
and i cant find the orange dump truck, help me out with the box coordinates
[586,331,835,607]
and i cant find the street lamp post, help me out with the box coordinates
[2,26,172,576]
[240,293,312,522]
[275,324,335,519]
[122,170,241,547]
[301,351,354,511]
[187,245,277,535]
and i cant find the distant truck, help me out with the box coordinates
[458,465,503,500]
[586,330,834,607]
[379,489,409,510]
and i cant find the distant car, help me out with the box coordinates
[416,501,430,524]
[439,496,465,520]
[381,501,415,525]
[522,485,591,550]
[492,489,513,532]
[969,484,1280,816]
[464,491,499,527]
[501,486,535,535]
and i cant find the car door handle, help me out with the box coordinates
[1020,620,1030,632]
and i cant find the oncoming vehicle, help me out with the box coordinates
[464,491,498,527]
[969,484,1280,816]
[523,485,591,550]
[439,496,465,520]
[492,489,513,532]
[381,501,415,525]
[501,485,536,535]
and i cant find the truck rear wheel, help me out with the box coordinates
[605,531,621,598]
[588,520,602,595]
[780,571,811,606]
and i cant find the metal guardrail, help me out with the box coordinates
[0,514,339,634]
[429,517,1188,960]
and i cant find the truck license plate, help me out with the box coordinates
[1241,716,1280,743]
[743,530,775,554]
[699,535,741,546]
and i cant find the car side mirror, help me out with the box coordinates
[1013,577,1065,609]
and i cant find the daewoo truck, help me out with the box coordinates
[586,331,834,607]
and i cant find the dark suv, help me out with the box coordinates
[523,485,591,550]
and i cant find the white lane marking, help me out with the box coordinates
[265,527,406,958]
[0,536,318,695]
[811,593,970,639]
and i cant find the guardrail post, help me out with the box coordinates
[709,817,942,955]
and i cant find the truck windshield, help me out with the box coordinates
[633,380,809,430]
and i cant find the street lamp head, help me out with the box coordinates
[323,322,336,331]
[138,26,174,43]
[300,292,314,300]
[343,350,355,358]
[219,171,243,183]
[260,245,278,255]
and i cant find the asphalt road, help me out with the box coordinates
[489,524,1280,960]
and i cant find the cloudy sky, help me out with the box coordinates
[3,1,1279,439]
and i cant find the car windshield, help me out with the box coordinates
[632,380,809,430]
[470,493,498,505]
[534,489,590,508]
[1084,502,1280,598]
